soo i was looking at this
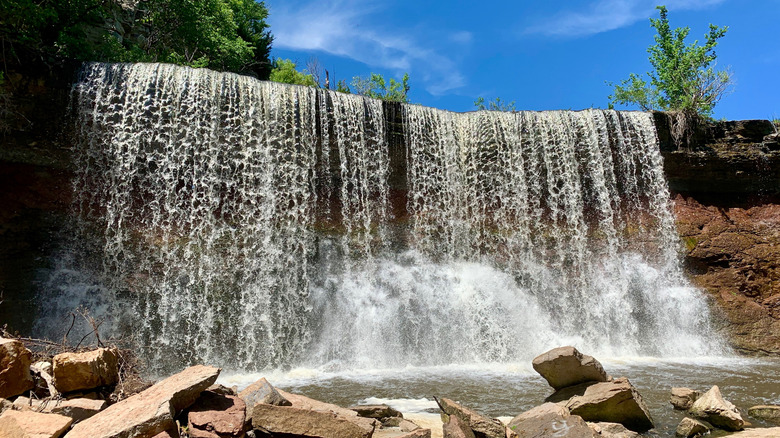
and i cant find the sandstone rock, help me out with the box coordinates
[0,338,35,398]
[1,398,13,414]
[443,414,475,438]
[251,403,373,438]
[531,346,608,390]
[671,387,700,410]
[437,397,505,438]
[238,378,290,410]
[49,397,108,422]
[382,417,421,431]
[206,384,237,396]
[66,364,220,438]
[688,385,744,431]
[276,388,377,433]
[507,403,594,438]
[675,417,711,437]
[588,422,639,437]
[546,377,654,432]
[188,391,246,438]
[0,409,73,438]
[720,427,780,437]
[52,348,119,393]
[398,429,431,438]
[151,429,180,438]
[748,405,780,424]
[350,404,403,419]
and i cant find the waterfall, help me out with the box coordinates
[40,62,722,373]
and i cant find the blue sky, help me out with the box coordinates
[265,0,780,120]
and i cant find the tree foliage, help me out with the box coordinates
[474,97,516,112]
[269,58,317,86]
[0,0,273,78]
[350,73,410,103]
[608,5,731,116]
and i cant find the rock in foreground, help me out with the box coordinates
[688,385,744,431]
[588,422,639,437]
[670,387,701,411]
[188,391,246,438]
[507,403,594,437]
[437,397,506,438]
[252,403,373,438]
[0,409,73,438]
[238,377,290,410]
[532,346,608,390]
[0,338,35,398]
[52,348,119,393]
[748,405,780,424]
[675,417,711,438]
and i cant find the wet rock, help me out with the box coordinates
[0,409,73,438]
[66,364,220,438]
[437,397,506,438]
[188,391,246,438]
[276,388,378,434]
[251,403,373,438]
[748,405,780,424]
[547,378,654,432]
[671,387,701,410]
[688,385,744,431]
[350,404,403,419]
[507,403,594,437]
[0,338,35,398]
[675,417,711,437]
[238,377,290,411]
[532,346,608,390]
[52,348,119,393]
[443,414,476,438]
[588,422,639,437]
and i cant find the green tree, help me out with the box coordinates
[350,73,410,103]
[474,97,516,112]
[608,5,731,117]
[269,58,317,86]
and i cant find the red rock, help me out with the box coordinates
[52,348,119,393]
[276,389,378,434]
[251,403,373,438]
[0,338,35,398]
[0,409,73,438]
[443,415,475,438]
[188,391,246,438]
[437,397,505,438]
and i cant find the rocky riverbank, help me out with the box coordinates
[2,340,780,437]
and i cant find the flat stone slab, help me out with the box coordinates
[277,388,377,434]
[507,403,594,438]
[532,346,608,390]
[748,405,780,424]
[0,409,73,438]
[350,404,403,419]
[723,428,780,437]
[252,403,373,438]
[66,365,220,438]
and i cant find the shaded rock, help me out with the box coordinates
[721,427,780,437]
[350,404,403,419]
[588,422,639,437]
[277,388,378,434]
[688,385,744,431]
[532,346,609,390]
[671,387,700,410]
[52,348,119,393]
[206,384,237,396]
[188,391,246,438]
[48,397,107,422]
[151,429,180,438]
[12,395,47,411]
[1,398,12,414]
[675,417,711,437]
[0,409,73,438]
[0,338,35,398]
[547,378,654,432]
[397,429,431,438]
[443,414,476,438]
[66,364,220,438]
[382,417,421,431]
[437,397,505,438]
[507,403,594,438]
[251,403,373,438]
[238,378,290,410]
[748,405,780,424]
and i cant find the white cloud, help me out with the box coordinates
[525,0,727,37]
[267,0,466,95]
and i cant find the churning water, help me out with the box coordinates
[37,62,725,375]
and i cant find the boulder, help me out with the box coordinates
[443,414,476,438]
[0,409,73,438]
[507,403,594,438]
[688,385,744,431]
[48,397,108,422]
[588,422,639,437]
[532,347,608,390]
[52,348,119,393]
[675,417,711,437]
[748,405,780,424]
[721,428,780,437]
[546,378,654,432]
[66,364,220,438]
[206,384,237,396]
[276,388,378,434]
[238,378,290,410]
[350,404,403,419]
[0,338,35,398]
[437,397,505,438]
[187,391,246,438]
[251,403,373,438]
[670,388,700,410]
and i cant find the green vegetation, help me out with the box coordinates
[269,59,317,86]
[349,73,410,103]
[608,5,732,117]
[0,0,273,78]
[474,97,516,112]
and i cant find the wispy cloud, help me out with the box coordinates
[267,0,466,95]
[525,0,727,37]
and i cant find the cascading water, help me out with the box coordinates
[38,62,723,374]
